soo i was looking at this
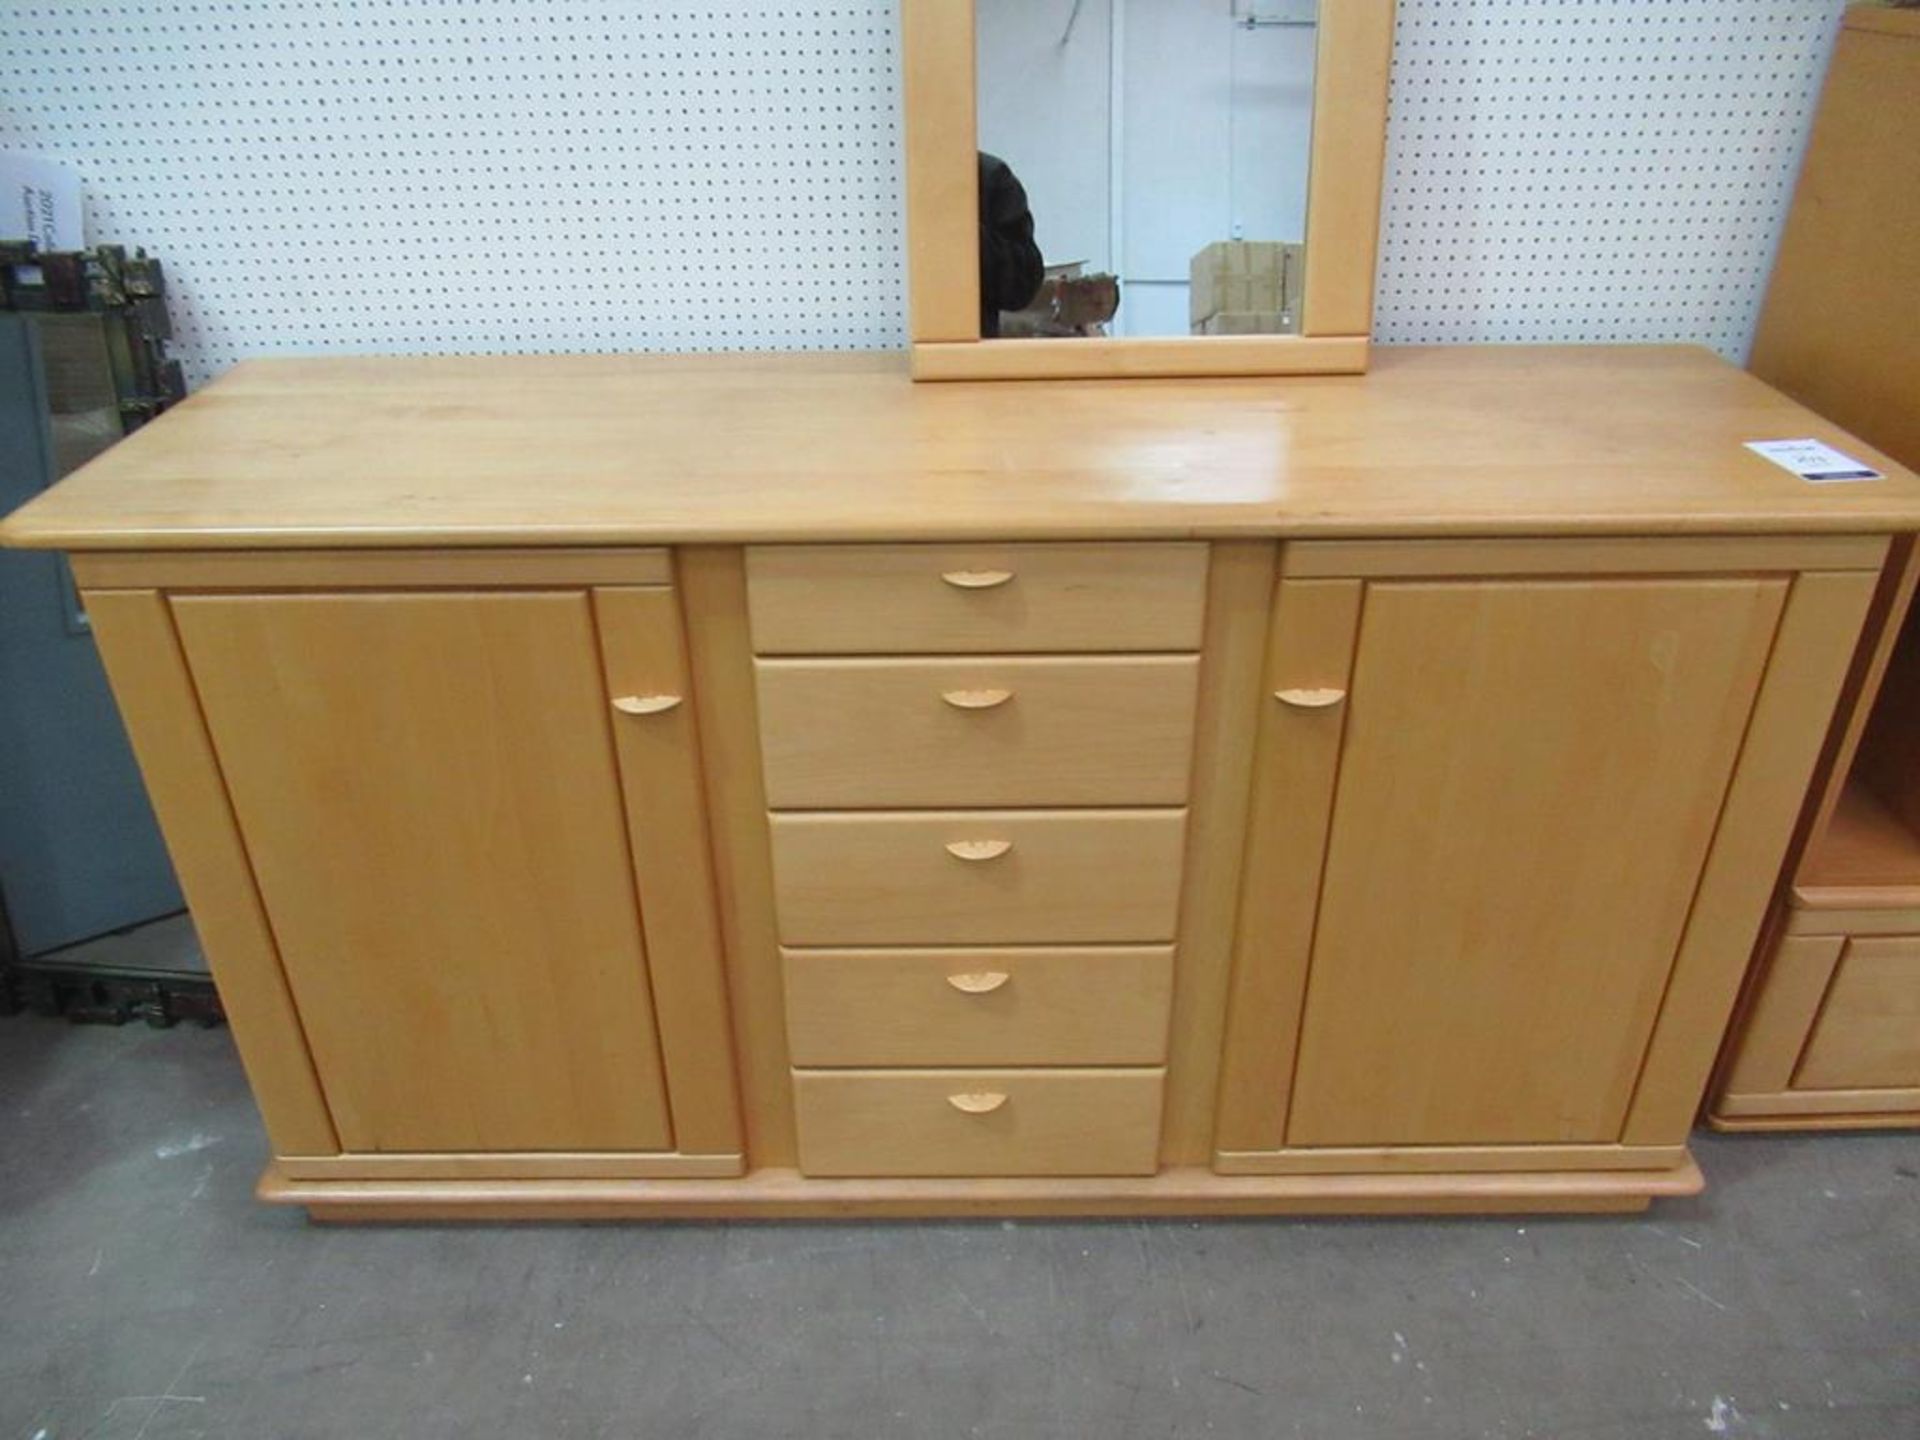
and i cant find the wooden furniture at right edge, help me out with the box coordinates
[1712,544,1920,1129]
[1708,4,1920,1132]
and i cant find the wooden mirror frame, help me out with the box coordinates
[903,0,1396,381]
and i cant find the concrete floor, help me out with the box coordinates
[1,1017,1915,1440]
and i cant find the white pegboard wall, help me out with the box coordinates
[1374,0,1846,356]
[0,1,1850,384]
[0,1,907,386]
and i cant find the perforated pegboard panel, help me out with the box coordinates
[1374,0,1845,356]
[0,1,1848,385]
[0,1,907,386]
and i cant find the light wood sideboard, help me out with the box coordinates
[6,346,1919,1219]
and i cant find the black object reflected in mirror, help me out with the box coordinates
[977,152,1044,337]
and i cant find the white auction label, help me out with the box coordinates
[1745,438,1883,484]
[1,152,83,250]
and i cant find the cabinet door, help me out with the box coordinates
[1290,578,1784,1145]
[173,590,678,1154]
[1221,571,1792,1152]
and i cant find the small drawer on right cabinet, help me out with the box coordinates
[744,542,1209,654]
[793,1068,1166,1177]
[1796,936,1920,1090]
[1715,922,1920,1128]
[783,945,1175,1066]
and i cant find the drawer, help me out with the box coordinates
[793,1067,1166,1176]
[756,655,1200,808]
[769,809,1187,945]
[1797,936,1920,1090]
[745,542,1209,654]
[783,945,1174,1066]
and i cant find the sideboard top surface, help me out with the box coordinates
[6,345,1919,551]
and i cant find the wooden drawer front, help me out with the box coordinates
[1798,937,1920,1090]
[793,1068,1166,1176]
[784,946,1174,1066]
[769,809,1187,945]
[745,542,1209,654]
[756,656,1200,808]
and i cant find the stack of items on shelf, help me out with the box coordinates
[1189,240,1304,336]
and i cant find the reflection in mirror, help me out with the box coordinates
[976,0,1319,341]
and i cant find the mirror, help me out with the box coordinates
[902,0,1393,381]
[976,0,1320,342]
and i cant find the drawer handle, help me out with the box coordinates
[1273,687,1347,710]
[946,971,1011,994]
[946,839,1013,862]
[947,1092,1009,1114]
[941,569,1015,590]
[612,693,684,716]
[941,687,1013,710]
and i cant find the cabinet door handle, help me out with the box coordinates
[945,839,1013,862]
[947,1092,1009,1114]
[946,971,1011,994]
[941,687,1013,710]
[941,569,1015,590]
[612,693,684,715]
[1273,687,1347,710]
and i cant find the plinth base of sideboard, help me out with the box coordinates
[261,1156,1704,1223]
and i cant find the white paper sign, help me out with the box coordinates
[1745,438,1883,484]
[2,152,84,251]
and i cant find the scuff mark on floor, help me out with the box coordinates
[154,1131,222,1160]
[1677,1278,1731,1314]
[1704,1395,1743,1432]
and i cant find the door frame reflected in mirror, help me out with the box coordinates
[903,0,1395,381]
